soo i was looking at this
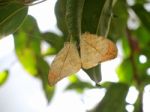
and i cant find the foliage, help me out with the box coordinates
[0,70,9,85]
[89,83,129,112]
[0,0,150,111]
[0,2,28,38]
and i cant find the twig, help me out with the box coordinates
[126,28,140,85]
[126,28,143,112]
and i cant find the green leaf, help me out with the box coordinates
[90,83,129,112]
[133,88,143,112]
[135,0,148,4]
[83,65,101,84]
[66,75,93,93]
[134,54,150,80]
[121,36,131,58]
[132,26,150,49]
[0,70,9,85]
[109,0,128,39]
[117,58,133,85]
[42,32,64,54]
[43,47,58,56]
[0,0,12,6]
[14,15,55,102]
[132,4,150,31]
[81,0,105,34]
[100,81,113,88]
[97,0,117,36]
[0,0,38,5]
[66,0,85,41]
[142,75,150,86]
[36,57,55,103]
[44,84,55,103]
[0,3,28,38]
[55,0,68,36]
[14,16,41,76]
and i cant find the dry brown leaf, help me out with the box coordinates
[48,42,81,86]
[80,32,118,69]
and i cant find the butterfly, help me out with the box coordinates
[80,32,117,69]
[48,32,117,86]
[48,42,81,86]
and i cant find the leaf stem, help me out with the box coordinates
[126,28,140,85]
[126,28,144,112]
[133,87,144,112]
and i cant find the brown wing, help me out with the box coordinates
[80,33,100,69]
[48,42,81,86]
[80,32,117,69]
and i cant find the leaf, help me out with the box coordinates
[14,15,41,76]
[83,64,101,83]
[0,3,28,38]
[109,0,128,39]
[100,81,113,88]
[0,1,13,6]
[66,0,85,41]
[36,57,55,103]
[132,4,150,31]
[48,42,81,86]
[42,32,64,54]
[97,0,117,36]
[65,75,93,93]
[133,87,144,112]
[44,84,55,103]
[43,47,58,56]
[134,54,150,80]
[0,0,35,5]
[90,83,129,112]
[135,0,148,4]
[0,70,9,86]
[80,32,117,69]
[81,0,105,34]
[121,36,131,58]
[142,75,150,86]
[55,0,68,35]
[132,26,150,49]
[117,58,133,85]
[14,15,55,102]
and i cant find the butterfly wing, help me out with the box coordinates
[48,42,81,86]
[80,32,117,69]
[80,33,100,69]
[97,37,118,62]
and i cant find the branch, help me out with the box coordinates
[126,28,140,85]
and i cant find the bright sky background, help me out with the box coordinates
[0,0,150,112]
